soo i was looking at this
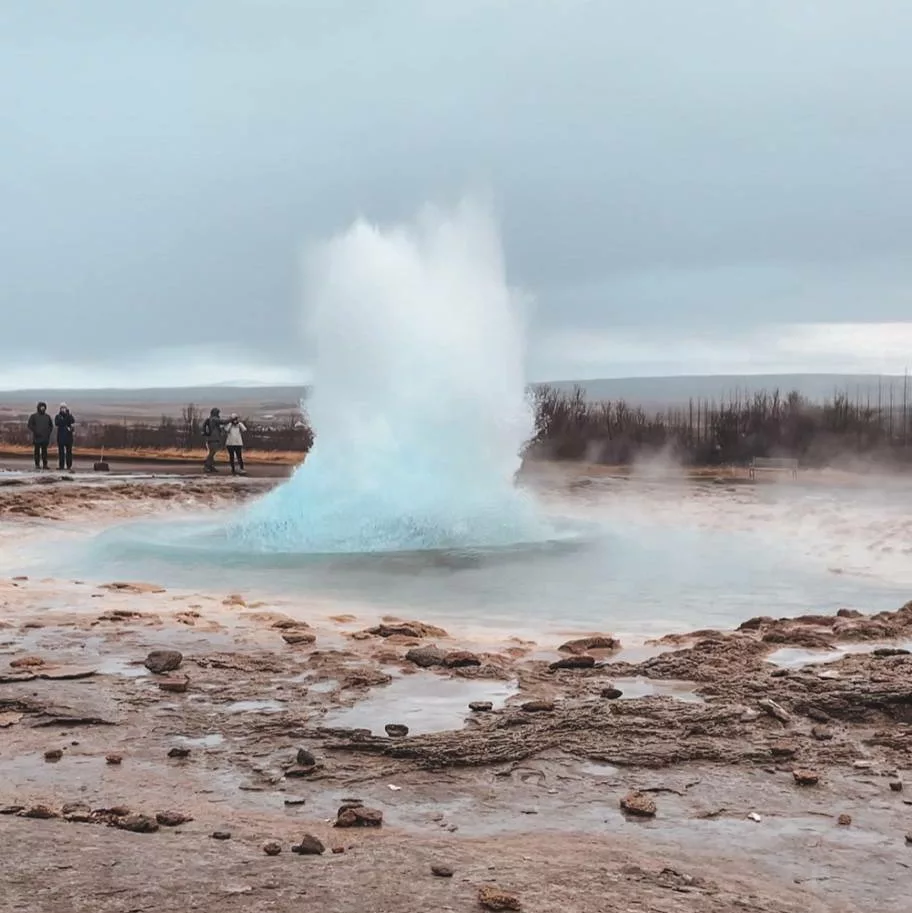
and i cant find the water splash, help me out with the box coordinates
[231,200,554,553]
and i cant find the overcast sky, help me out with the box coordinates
[3,0,912,388]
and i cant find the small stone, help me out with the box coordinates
[60,802,92,822]
[167,747,191,759]
[44,749,63,762]
[284,797,307,807]
[620,791,657,818]
[770,668,789,678]
[601,688,624,700]
[331,846,345,854]
[156,811,193,827]
[296,748,316,767]
[106,754,123,765]
[770,741,798,758]
[906,833,912,845]
[144,650,183,674]
[116,814,159,834]
[211,830,232,840]
[890,781,904,792]
[549,655,595,670]
[405,645,446,668]
[19,805,59,819]
[478,885,521,911]
[811,726,834,741]
[366,621,448,639]
[335,806,383,828]
[158,677,189,694]
[10,655,45,668]
[385,724,409,738]
[806,708,831,723]
[793,769,820,786]
[758,698,791,724]
[291,833,326,855]
[443,650,481,668]
[469,701,494,712]
[263,841,282,856]
[282,632,316,645]
[431,864,454,877]
[520,700,554,713]
[838,814,852,826]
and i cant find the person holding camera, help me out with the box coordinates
[225,413,247,475]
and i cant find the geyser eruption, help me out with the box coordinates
[233,200,552,553]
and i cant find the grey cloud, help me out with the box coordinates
[2,0,912,381]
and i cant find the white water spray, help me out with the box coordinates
[234,200,551,552]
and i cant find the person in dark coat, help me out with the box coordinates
[55,403,76,470]
[202,407,225,473]
[27,402,53,470]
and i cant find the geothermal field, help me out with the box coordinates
[3,208,912,913]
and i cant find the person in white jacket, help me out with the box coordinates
[224,413,248,475]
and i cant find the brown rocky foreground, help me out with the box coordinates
[2,568,912,912]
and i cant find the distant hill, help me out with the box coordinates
[0,374,907,420]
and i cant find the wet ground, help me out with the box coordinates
[2,468,912,911]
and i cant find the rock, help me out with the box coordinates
[105,754,123,765]
[549,655,595,670]
[158,677,189,693]
[334,806,383,828]
[874,647,911,657]
[0,711,25,728]
[61,802,93,822]
[282,632,316,645]
[806,708,831,723]
[284,797,307,807]
[0,806,25,816]
[331,846,346,854]
[272,618,311,630]
[558,635,619,653]
[906,833,912,845]
[115,814,159,834]
[443,650,481,668]
[853,760,874,770]
[770,741,798,758]
[478,885,521,911]
[144,650,183,674]
[10,655,45,668]
[431,864,454,877]
[601,687,624,700]
[263,841,282,856]
[167,747,190,759]
[405,645,446,668]
[838,814,852,826]
[291,833,326,855]
[385,724,409,738]
[19,805,59,819]
[211,830,232,840]
[793,769,820,786]
[758,698,791,724]
[296,748,317,767]
[469,701,494,712]
[620,791,657,818]
[38,665,98,681]
[811,726,834,741]
[740,709,761,722]
[367,621,448,639]
[156,811,193,827]
[890,781,904,792]
[520,700,555,713]
[770,667,789,678]
[44,749,63,762]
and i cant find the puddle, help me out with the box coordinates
[173,733,224,748]
[97,657,149,678]
[767,641,912,668]
[612,678,703,703]
[324,674,518,735]
[224,699,285,714]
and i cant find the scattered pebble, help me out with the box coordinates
[291,834,326,855]
[838,814,852,826]
[167,747,191,759]
[19,805,59,819]
[332,846,346,854]
[284,797,307,807]
[211,831,232,841]
[156,811,193,827]
[115,814,159,834]
[890,781,904,792]
[405,645,446,668]
[469,701,494,712]
[478,885,521,911]
[620,791,657,818]
[335,806,383,828]
[431,864,454,878]
[747,813,762,823]
[144,650,183,674]
[282,632,316,645]
[158,677,189,694]
[296,748,316,767]
[549,655,595,670]
[105,754,123,765]
[385,724,409,738]
[601,688,624,700]
[793,769,820,786]
[43,749,63,763]
[263,841,282,856]
[520,701,555,713]
[853,760,874,770]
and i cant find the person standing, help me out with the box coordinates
[224,413,247,475]
[55,402,76,470]
[27,402,53,470]
[202,407,225,473]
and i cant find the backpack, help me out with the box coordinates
[202,418,211,437]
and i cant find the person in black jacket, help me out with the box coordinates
[55,403,76,470]
[27,402,53,470]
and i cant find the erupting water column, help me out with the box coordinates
[232,200,551,553]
